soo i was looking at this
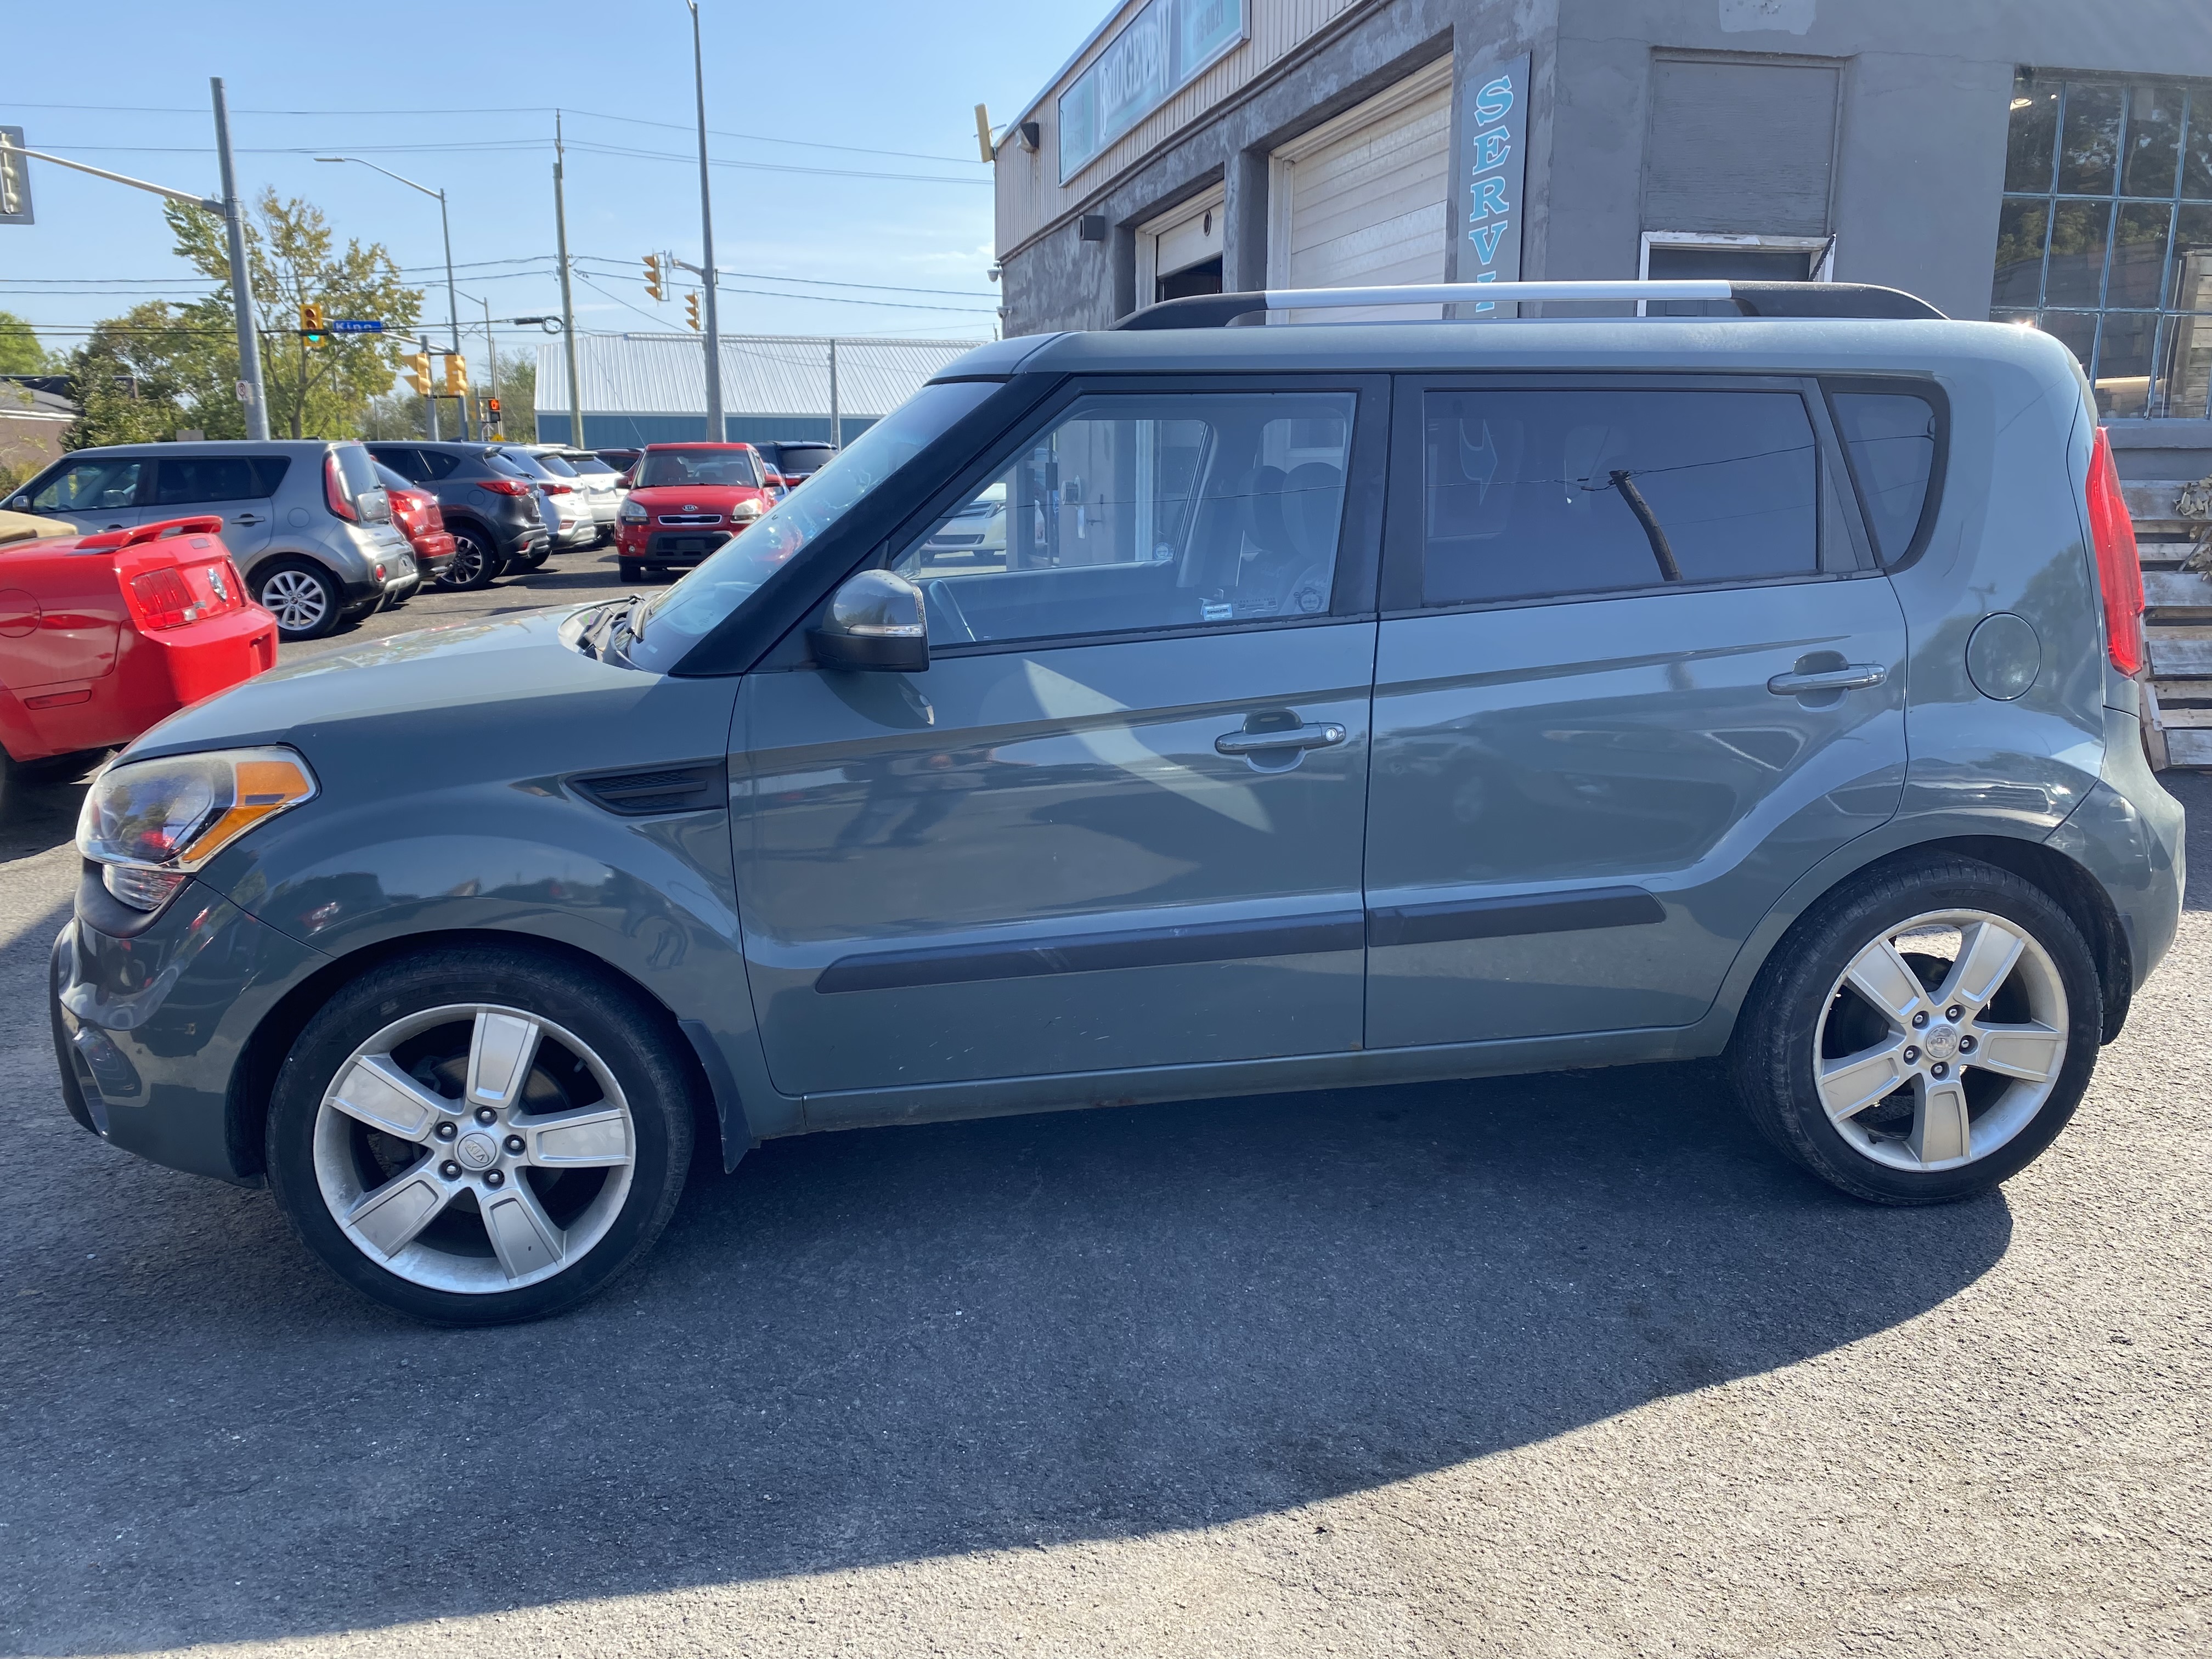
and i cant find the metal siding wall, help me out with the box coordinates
[535,414,877,447]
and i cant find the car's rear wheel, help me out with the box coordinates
[265,948,695,1325]
[438,528,500,591]
[253,560,343,641]
[512,548,551,571]
[1730,856,2100,1204]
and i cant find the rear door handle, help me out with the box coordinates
[1215,722,1347,755]
[231,512,263,525]
[1767,663,1887,696]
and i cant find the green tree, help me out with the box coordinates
[163,189,424,439]
[494,353,537,443]
[0,310,50,375]
[60,302,209,450]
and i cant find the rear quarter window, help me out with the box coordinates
[1825,386,1943,566]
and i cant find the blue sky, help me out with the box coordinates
[0,0,1090,376]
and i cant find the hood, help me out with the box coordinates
[628,483,769,508]
[125,606,662,761]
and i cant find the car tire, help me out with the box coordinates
[516,548,551,571]
[1729,855,2101,1205]
[264,946,696,1326]
[438,528,500,591]
[253,559,343,641]
[618,558,645,583]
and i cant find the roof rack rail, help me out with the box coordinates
[1110,280,1946,331]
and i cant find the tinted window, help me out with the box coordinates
[374,462,414,493]
[414,449,461,481]
[532,450,579,477]
[639,449,761,488]
[563,453,618,476]
[484,450,529,478]
[890,391,1353,646]
[29,456,142,512]
[495,448,554,480]
[366,445,425,481]
[1828,390,1938,566]
[154,455,288,505]
[1419,389,1820,607]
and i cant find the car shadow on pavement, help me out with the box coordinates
[2,1051,2011,1655]
[2170,769,2212,911]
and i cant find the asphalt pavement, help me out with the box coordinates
[2,579,2208,1657]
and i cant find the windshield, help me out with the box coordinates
[496,448,555,480]
[638,448,760,488]
[531,450,580,477]
[625,379,996,672]
[484,450,529,477]
[564,454,619,476]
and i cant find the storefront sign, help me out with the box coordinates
[1059,0,1246,183]
[1454,53,1531,311]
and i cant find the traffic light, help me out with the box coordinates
[299,300,326,348]
[444,354,468,397]
[685,291,701,331]
[405,352,432,396]
[487,396,501,419]
[644,253,665,302]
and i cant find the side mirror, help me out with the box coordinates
[7,495,27,512]
[810,569,928,673]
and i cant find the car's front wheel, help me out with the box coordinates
[1731,856,2101,1204]
[265,948,696,1324]
[253,559,343,641]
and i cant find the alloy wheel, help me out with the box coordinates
[259,568,331,633]
[311,1004,637,1293]
[1814,909,2069,1172]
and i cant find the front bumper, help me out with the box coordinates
[50,871,328,1185]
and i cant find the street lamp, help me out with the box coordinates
[315,155,468,439]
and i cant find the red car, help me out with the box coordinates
[614,442,783,583]
[0,511,277,808]
[373,464,458,598]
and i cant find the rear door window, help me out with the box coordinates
[1414,387,1822,606]
[414,449,462,481]
[153,455,289,505]
[1826,388,1941,565]
[367,445,430,482]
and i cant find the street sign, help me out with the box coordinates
[332,319,383,334]
[0,127,33,225]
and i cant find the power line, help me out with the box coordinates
[2,101,990,166]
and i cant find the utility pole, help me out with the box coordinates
[210,80,270,440]
[687,0,724,439]
[482,297,496,436]
[554,111,585,448]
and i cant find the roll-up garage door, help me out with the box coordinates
[1269,57,1453,321]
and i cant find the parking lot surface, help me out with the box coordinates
[2,575,2208,1657]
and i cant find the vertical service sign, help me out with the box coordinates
[1454,54,1529,310]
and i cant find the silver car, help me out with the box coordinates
[6,439,415,641]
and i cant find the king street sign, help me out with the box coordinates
[332,319,384,334]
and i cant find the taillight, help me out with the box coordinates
[547,483,573,494]
[2086,427,2145,676]
[477,479,531,496]
[425,502,445,530]
[324,452,358,523]
[127,567,203,631]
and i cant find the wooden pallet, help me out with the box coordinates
[2131,478,2212,768]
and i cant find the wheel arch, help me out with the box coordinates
[1715,831,2132,1056]
[227,927,740,1181]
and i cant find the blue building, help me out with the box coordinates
[534,332,988,449]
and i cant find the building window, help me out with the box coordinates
[1995,69,2212,418]
[1638,232,1836,315]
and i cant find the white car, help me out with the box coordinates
[527,446,625,543]
[495,448,596,551]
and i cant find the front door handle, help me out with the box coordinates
[1767,663,1888,696]
[1215,722,1347,756]
[231,512,263,525]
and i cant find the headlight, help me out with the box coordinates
[619,500,648,524]
[77,747,318,912]
[731,500,763,522]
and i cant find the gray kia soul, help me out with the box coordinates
[49,281,2184,1324]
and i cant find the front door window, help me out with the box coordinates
[892,391,1355,645]
[30,458,142,515]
